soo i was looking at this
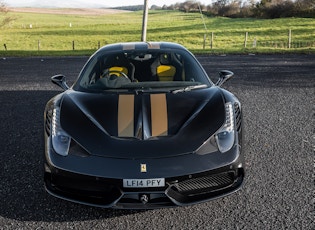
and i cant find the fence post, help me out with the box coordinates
[210,32,214,49]
[203,34,206,50]
[253,37,257,48]
[4,44,7,51]
[244,32,248,48]
[72,41,75,50]
[288,29,291,49]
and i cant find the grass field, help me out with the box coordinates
[0,9,314,55]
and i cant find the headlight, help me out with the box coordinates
[51,107,70,156]
[215,102,235,153]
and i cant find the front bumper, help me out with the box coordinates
[45,164,243,209]
[44,140,244,209]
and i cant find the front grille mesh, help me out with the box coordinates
[45,110,52,135]
[173,172,234,194]
[234,103,241,132]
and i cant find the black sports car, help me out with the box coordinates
[44,42,244,209]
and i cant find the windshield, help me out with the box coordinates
[75,48,212,92]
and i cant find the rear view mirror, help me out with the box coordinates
[51,74,69,91]
[215,70,234,87]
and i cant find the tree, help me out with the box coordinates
[253,0,314,18]
[0,1,15,27]
[178,1,202,13]
[160,0,314,18]
[211,0,241,17]
[295,0,315,17]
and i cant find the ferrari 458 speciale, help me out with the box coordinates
[44,42,244,209]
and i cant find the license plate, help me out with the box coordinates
[123,178,165,188]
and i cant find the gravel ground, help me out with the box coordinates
[0,54,314,229]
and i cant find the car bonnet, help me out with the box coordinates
[59,87,225,159]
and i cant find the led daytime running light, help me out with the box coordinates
[215,102,235,153]
[224,102,234,132]
[51,107,70,156]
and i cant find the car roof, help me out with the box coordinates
[96,42,189,54]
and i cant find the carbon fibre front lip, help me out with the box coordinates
[44,164,244,209]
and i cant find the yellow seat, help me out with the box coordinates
[156,65,176,81]
[151,53,180,81]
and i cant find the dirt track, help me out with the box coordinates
[9,8,131,15]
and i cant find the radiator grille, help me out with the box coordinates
[173,172,234,194]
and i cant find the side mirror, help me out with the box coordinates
[51,74,69,91]
[215,70,234,87]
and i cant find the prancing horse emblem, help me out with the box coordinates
[141,164,147,173]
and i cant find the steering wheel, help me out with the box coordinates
[101,69,129,79]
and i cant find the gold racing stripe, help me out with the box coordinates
[150,94,168,136]
[118,95,134,137]
[122,43,135,50]
[147,42,160,49]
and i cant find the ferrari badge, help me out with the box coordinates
[140,164,147,173]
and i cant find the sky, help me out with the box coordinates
[5,0,210,8]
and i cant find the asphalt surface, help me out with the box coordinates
[0,54,314,229]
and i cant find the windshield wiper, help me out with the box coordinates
[127,87,173,95]
[172,84,208,94]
